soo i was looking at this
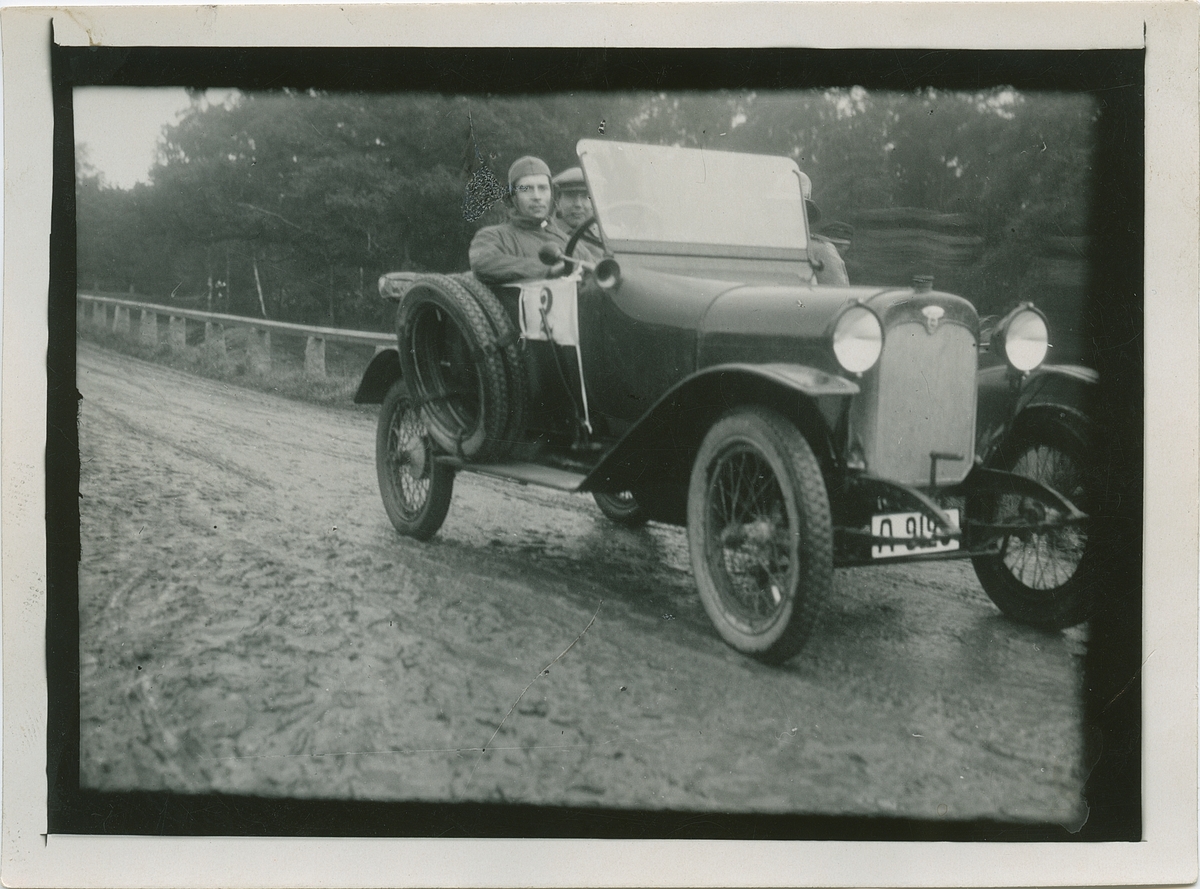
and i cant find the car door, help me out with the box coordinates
[577,267,706,423]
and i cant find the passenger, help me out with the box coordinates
[800,172,849,286]
[552,166,603,261]
[468,156,570,285]
[819,220,855,261]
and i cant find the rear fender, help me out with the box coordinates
[354,348,402,404]
[581,363,857,521]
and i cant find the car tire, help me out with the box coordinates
[969,416,1096,629]
[687,407,832,664]
[593,490,650,527]
[376,380,454,541]
[396,274,511,462]
[450,272,528,452]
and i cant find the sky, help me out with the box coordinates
[74,86,232,189]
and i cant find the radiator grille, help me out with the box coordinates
[851,320,977,487]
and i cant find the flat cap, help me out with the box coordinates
[552,166,588,192]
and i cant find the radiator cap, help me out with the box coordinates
[912,274,934,292]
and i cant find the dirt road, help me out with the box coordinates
[77,342,1087,825]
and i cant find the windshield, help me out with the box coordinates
[577,139,808,255]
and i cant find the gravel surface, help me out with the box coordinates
[78,341,1088,825]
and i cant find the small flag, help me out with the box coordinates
[518,277,580,347]
[462,164,505,222]
[461,110,505,222]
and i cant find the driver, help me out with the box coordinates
[552,166,603,261]
[469,156,571,285]
[552,166,592,230]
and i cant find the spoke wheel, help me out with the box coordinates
[970,418,1095,628]
[687,407,831,664]
[593,490,649,527]
[376,381,454,540]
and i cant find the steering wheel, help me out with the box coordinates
[602,201,664,236]
[564,215,601,258]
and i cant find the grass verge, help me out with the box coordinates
[77,319,382,415]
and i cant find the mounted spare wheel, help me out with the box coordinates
[396,274,515,462]
[450,272,528,454]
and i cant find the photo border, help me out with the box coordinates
[4,3,1197,886]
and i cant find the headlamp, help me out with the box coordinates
[993,304,1049,372]
[832,305,883,374]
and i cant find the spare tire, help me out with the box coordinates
[450,272,528,453]
[396,274,511,462]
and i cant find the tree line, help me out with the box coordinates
[76,87,1097,342]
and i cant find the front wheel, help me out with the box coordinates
[970,418,1096,629]
[687,407,832,664]
[376,381,454,541]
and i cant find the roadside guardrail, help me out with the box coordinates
[77,292,394,378]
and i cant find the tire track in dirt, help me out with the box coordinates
[77,341,1088,825]
[88,401,275,490]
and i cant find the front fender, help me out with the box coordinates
[975,363,1098,463]
[582,362,857,497]
[353,348,402,404]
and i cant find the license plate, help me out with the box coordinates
[871,508,960,559]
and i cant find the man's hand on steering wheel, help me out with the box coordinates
[564,216,600,258]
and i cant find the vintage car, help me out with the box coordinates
[354,139,1096,664]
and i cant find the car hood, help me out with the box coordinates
[699,283,902,340]
[695,282,905,373]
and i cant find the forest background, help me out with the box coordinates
[75,88,1097,360]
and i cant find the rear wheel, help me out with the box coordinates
[687,407,832,664]
[970,418,1095,628]
[376,381,454,540]
[593,490,649,527]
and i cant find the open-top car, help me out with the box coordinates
[355,139,1096,664]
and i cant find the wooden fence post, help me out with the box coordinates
[248,328,272,373]
[81,298,393,380]
[168,315,187,350]
[305,336,326,378]
[140,308,158,346]
[205,322,226,359]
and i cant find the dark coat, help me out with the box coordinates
[468,214,572,285]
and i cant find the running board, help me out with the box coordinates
[437,458,587,492]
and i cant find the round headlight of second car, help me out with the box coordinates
[1001,307,1049,372]
[832,305,883,374]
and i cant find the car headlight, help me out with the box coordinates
[994,304,1049,372]
[832,305,883,374]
